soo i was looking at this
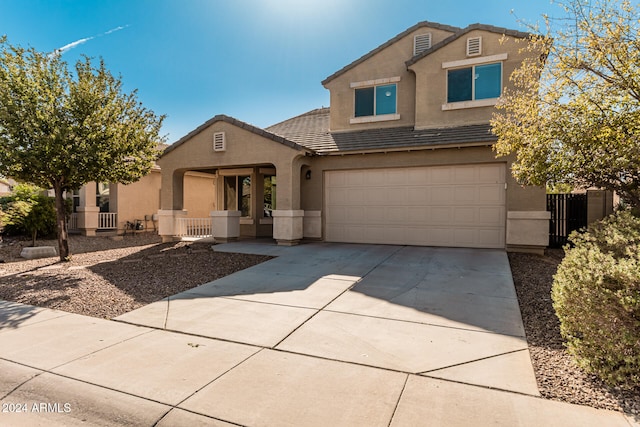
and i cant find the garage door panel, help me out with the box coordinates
[325,164,506,248]
[385,187,408,204]
[364,188,385,204]
[326,171,347,187]
[453,207,476,224]
[431,187,454,204]
[386,169,408,185]
[327,188,348,205]
[476,185,505,204]
[407,168,429,184]
[478,207,506,226]
[346,206,366,222]
[454,186,479,204]
[407,187,430,205]
[454,167,477,184]
[478,164,505,183]
[346,171,366,186]
[431,168,453,184]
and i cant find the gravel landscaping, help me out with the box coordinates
[0,234,272,319]
[509,251,639,419]
[0,234,638,419]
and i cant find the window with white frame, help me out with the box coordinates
[447,62,501,103]
[354,83,397,117]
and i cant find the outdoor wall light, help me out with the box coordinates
[305,170,312,180]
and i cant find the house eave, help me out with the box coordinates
[162,114,315,158]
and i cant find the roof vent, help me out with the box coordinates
[213,132,226,152]
[467,36,482,56]
[413,33,432,56]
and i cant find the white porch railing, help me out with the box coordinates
[98,212,118,230]
[175,217,213,239]
[67,213,78,230]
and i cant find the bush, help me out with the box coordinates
[552,210,640,389]
[0,183,57,245]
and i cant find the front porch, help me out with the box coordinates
[156,116,321,246]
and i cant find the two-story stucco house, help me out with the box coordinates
[157,21,550,253]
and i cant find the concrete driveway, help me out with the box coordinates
[0,242,634,426]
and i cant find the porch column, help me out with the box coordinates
[211,210,241,243]
[273,210,304,246]
[77,181,99,236]
[506,211,551,254]
[157,209,187,243]
[272,158,305,246]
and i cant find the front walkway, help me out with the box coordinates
[0,242,635,426]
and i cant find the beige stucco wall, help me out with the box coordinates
[325,27,533,133]
[183,171,216,218]
[324,26,456,132]
[409,30,531,129]
[112,169,161,231]
[158,120,310,214]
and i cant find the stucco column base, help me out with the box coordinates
[273,210,304,246]
[303,210,322,240]
[211,210,241,243]
[77,206,100,237]
[157,209,187,241]
[506,211,551,254]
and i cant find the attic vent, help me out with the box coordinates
[467,36,482,56]
[413,33,432,56]
[213,132,226,152]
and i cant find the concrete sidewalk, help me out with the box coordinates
[0,242,636,426]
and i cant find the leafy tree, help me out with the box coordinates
[0,183,57,246]
[491,0,640,209]
[0,38,164,260]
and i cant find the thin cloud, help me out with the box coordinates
[51,25,130,56]
[55,36,94,54]
[104,25,128,35]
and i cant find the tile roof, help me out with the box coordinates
[267,108,497,155]
[266,108,332,152]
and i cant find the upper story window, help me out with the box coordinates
[349,76,401,124]
[355,83,397,117]
[447,62,502,103]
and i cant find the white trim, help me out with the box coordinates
[442,98,498,110]
[350,76,401,89]
[350,114,401,124]
[442,53,508,69]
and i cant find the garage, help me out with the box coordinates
[324,163,506,248]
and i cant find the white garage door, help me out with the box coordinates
[325,164,506,248]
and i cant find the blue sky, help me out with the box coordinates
[1,0,559,144]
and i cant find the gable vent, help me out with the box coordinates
[413,33,432,56]
[213,132,226,152]
[467,36,482,56]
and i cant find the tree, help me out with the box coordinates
[0,38,164,260]
[0,183,57,246]
[491,0,640,209]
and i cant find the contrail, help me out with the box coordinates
[52,25,130,56]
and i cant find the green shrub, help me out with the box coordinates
[0,183,57,245]
[552,210,640,389]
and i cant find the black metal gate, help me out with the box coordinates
[547,193,588,247]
